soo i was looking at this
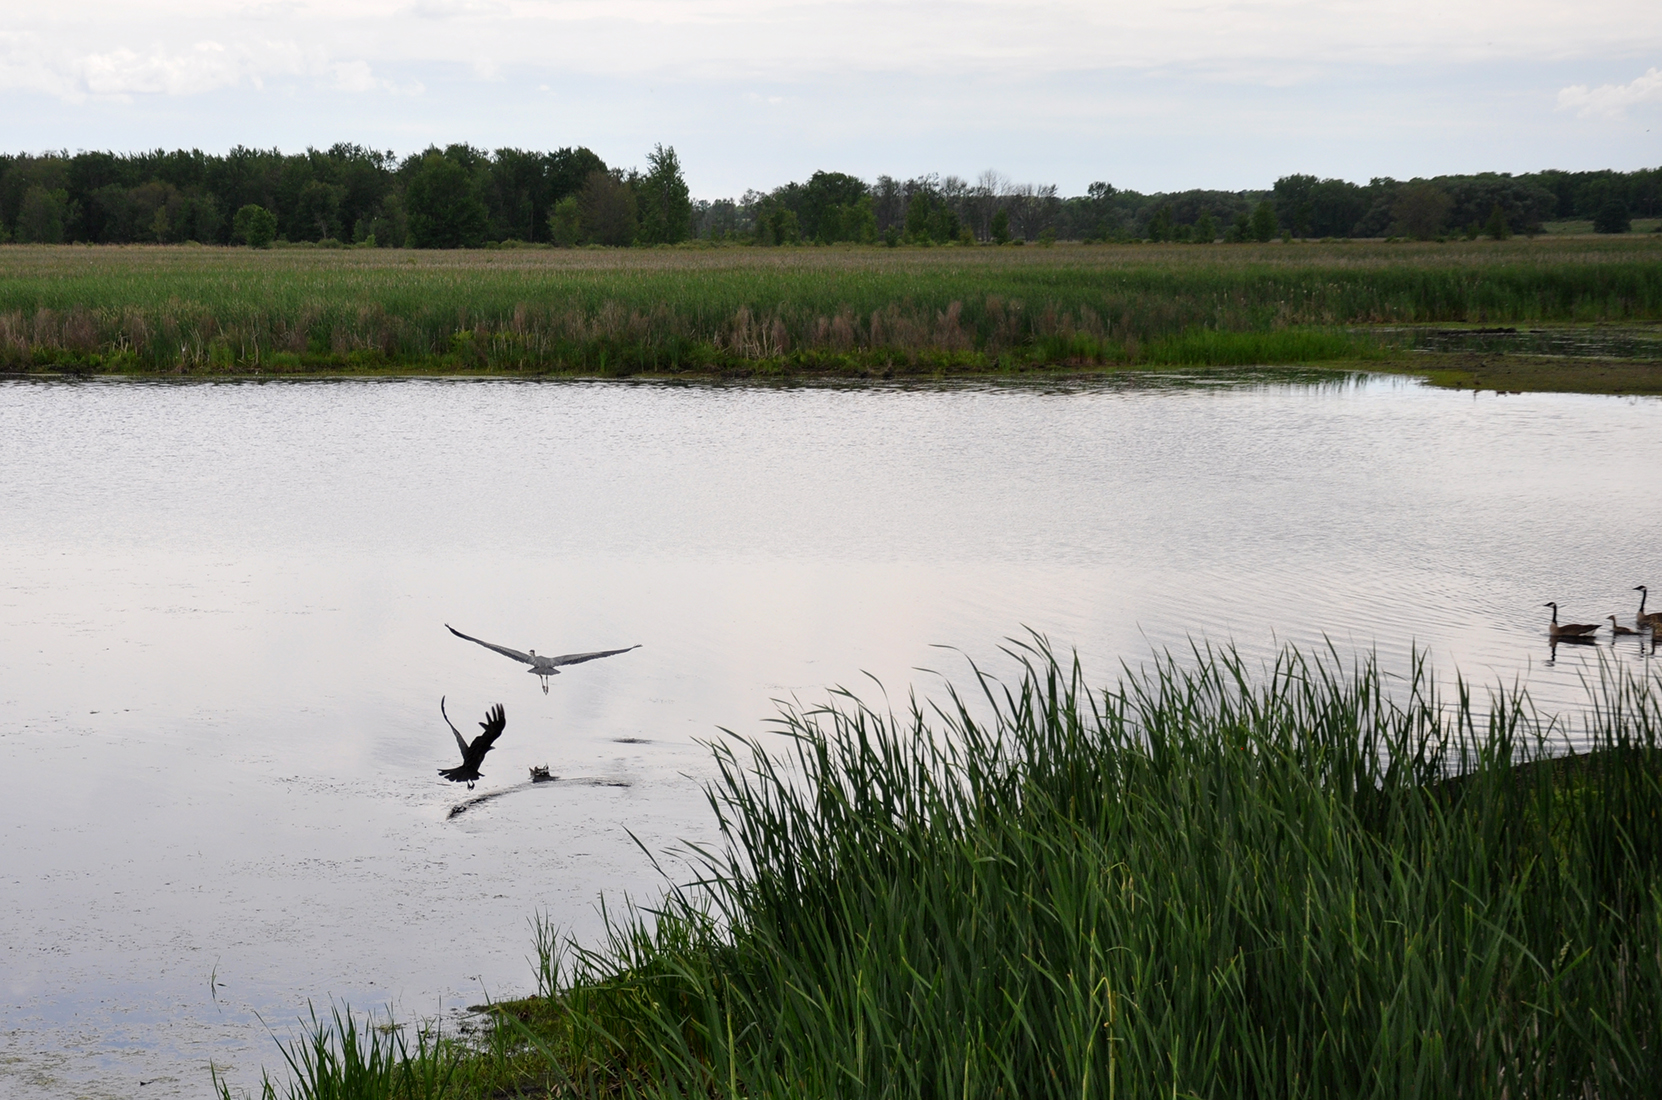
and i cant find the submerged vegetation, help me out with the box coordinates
[3,237,1661,380]
[227,639,1662,1099]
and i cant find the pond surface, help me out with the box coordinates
[2,375,1659,1098]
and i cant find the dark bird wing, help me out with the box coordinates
[447,625,535,666]
[439,703,505,784]
[542,645,642,668]
[440,695,469,756]
[469,704,507,762]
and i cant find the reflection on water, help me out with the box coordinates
[1,374,1659,1098]
[1391,324,1662,360]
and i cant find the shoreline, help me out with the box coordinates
[8,351,1662,396]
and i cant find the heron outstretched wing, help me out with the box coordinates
[543,645,642,668]
[447,625,535,666]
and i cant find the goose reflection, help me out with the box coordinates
[447,624,640,694]
[1546,634,1598,667]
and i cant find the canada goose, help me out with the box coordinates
[1544,603,1600,639]
[1608,616,1639,637]
[447,624,641,694]
[438,697,505,789]
[1634,587,1662,631]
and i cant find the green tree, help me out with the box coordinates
[545,147,608,207]
[359,193,406,248]
[759,207,800,246]
[1392,183,1452,240]
[576,170,637,246]
[1484,202,1511,240]
[547,196,581,246]
[636,144,691,245]
[815,196,876,243]
[1194,209,1217,242]
[1593,198,1631,234]
[905,191,931,241]
[990,208,1011,244]
[231,203,277,248]
[294,179,345,241]
[1271,174,1317,236]
[926,201,960,243]
[405,152,489,248]
[16,186,67,243]
[1249,201,1278,242]
[1146,204,1175,242]
[799,171,869,242]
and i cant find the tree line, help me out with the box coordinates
[1,144,1657,247]
[0,143,692,248]
[719,168,1660,244]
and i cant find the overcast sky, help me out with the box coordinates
[3,1,1659,196]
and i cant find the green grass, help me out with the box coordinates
[4,237,1662,376]
[228,638,1662,1099]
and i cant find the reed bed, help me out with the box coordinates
[5,238,1661,375]
[233,639,1662,1099]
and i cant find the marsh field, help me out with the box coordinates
[4,238,1662,1100]
[2,236,1662,388]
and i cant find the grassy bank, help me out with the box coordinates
[4,238,1661,380]
[228,640,1662,1099]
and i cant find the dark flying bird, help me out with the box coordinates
[439,697,505,789]
[446,624,640,693]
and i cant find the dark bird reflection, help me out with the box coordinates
[439,697,505,789]
[1546,634,1599,667]
[446,624,641,693]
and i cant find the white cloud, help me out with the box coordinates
[403,0,509,17]
[331,58,423,93]
[1558,67,1662,116]
[78,42,245,97]
[0,2,1658,189]
[6,1,1661,89]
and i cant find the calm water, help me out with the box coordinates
[2,375,1658,1098]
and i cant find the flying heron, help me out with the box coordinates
[439,696,505,789]
[446,624,640,693]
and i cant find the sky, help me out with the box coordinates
[2,1,1659,198]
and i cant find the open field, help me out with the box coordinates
[225,641,1662,1100]
[3,237,1662,386]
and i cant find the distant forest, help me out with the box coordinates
[1,143,1658,247]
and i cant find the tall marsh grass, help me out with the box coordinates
[248,639,1662,1098]
[4,238,1660,374]
[213,1003,459,1100]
